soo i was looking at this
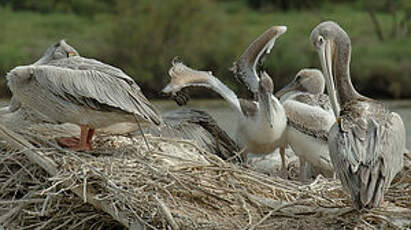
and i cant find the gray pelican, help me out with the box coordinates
[6,48,161,151]
[162,26,288,170]
[310,21,406,209]
[275,69,335,180]
[7,40,79,113]
[2,41,238,158]
[163,62,286,166]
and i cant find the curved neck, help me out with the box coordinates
[333,35,362,106]
[278,90,298,103]
[206,77,242,113]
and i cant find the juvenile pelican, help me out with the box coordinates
[163,26,288,170]
[311,21,406,209]
[7,52,161,151]
[276,69,335,180]
[163,62,286,165]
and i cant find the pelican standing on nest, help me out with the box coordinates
[6,45,161,151]
[275,69,335,180]
[310,21,405,209]
[163,26,288,170]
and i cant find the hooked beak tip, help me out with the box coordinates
[161,85,173,94]
[278,26,287,34]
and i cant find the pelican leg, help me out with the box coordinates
[58,125,92,151]
[70,125,92,151]
[57,136,80,148]
[279,147,288,178]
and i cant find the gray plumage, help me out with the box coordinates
[231,26,287,98]
[329,100,405,208]
[311,21,406,209]
[6,39,161,129]
[285,93,333,142]
[45,56,135,84]
[147,108,240,161]
[293,93,331,111]
[8,40,79,113]
[276,69,335,179]
[7,64,161,128]
[45,56,160,125]
[162,26,288,166]
[162,62,287,162]
[34,40,79,65]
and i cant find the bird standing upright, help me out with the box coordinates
[276,69,335,180]
[310,21,405,209]
[7,41,161,151]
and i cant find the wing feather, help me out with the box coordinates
[47,56,135,83]
[231,26,285,97]
[145,108,239,161]
[33,66,161,125]
[328,103,405,209]
[292,93,332,112]
[283,95,335,141]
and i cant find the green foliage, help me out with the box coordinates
[0,1,410,99]
[107,0,247,97]
[246,0,326,10]
[0,6,107,96]
[0,78,7,98]
[0,0,115,16]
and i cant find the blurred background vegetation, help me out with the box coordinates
[0,0,410,99]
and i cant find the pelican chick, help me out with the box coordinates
[276,69,335,180]
[163,26,288,172]
[311,21,406,209]
[162,62,287,166]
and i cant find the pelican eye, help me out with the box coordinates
[317,36,324,46]
[67,51,76,57]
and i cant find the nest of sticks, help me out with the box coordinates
[0,124,410,230]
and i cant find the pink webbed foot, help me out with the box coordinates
[57,137,80,148]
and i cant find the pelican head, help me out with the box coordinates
[34,40,79,65]
[259,71,274,94]
[258,71,275,128]
[162,61,212,96]
[310,21,350,116]
[275,69,325,98]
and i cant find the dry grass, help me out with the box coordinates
[0,127,410,230]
